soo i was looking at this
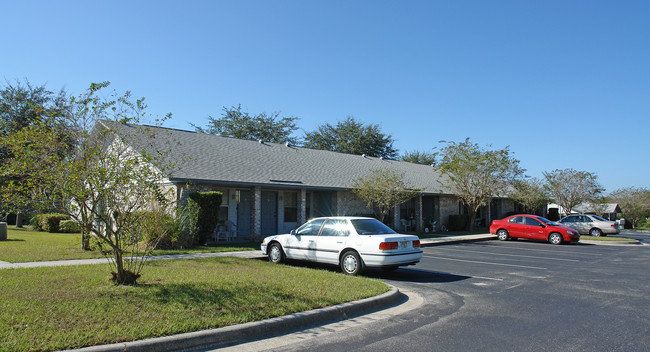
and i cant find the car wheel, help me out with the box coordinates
[548,232,563,245]
[497,229,510,241]
[589,228,603,237]
[268,243,284,264]
[340,250,363,275]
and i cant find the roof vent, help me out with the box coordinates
[380,156,384,160]
[362,154,367,158]
[258,139,264,144]
[285,141,291,147]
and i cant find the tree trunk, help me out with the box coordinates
[16,212,23,228]
[467,209,476,232]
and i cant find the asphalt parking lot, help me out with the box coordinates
[245,237,650,352]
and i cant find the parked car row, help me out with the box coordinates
[489,213,620,245]
[260,213,620,276]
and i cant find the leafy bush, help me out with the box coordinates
[30,215,42,231]
[447,214,469,231]
[59,220,81,233]
[38,213,70,233]
[188,191,222,245]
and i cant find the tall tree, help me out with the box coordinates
[543,168,604,216]
[194,105,300,144]
[353,168,421,224]
[0,82,176,285]
[509,177,550,215]
[303,116,398,158]
[608,187,650,228]
[434,138,524,231]
[400,150,436,165]
[0,80,70,223]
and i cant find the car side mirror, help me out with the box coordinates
[540,224,546,228]
[290,229,296,236]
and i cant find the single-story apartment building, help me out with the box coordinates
[106,121,518,241]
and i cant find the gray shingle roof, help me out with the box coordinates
[103,121,451,194]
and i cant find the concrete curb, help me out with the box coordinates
[64,285,403,352]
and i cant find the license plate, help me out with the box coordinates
[400,241,409,249]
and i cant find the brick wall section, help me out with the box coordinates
[439,195,459,226]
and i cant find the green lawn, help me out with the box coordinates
[0,226,258,263]
[0,257,389,352]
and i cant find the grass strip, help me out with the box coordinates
[0,226,258,263]
[0,257,388,352]
[579,235,636,241]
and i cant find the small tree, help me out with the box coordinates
[194,105,300,144]
[434,138,524,231]
[543,168,603,216]
[0,82,176,285]
[353,168,420,224]
[608,187,650,228]
[509,178,550,215]
[304,116,398,159]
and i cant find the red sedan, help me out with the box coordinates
[489,214,580,245]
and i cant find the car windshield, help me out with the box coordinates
[591,215,609,222]
[351,219,396,235]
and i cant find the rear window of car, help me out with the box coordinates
[320,219,350,237]
[508,216,524,224]
[351,219,396,235]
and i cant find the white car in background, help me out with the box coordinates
[261,216,422,275]
[557,214,620,237]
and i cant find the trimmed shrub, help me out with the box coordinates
[188,191,222,245]
[38,213,70,233]
[59,220,81,233]
[447,214,469,231]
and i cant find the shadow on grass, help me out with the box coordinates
[0,238,25,242]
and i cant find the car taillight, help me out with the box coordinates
[413,240,420,248]
[379,241,398,250]
[611,224,616,228]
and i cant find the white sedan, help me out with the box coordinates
[261,216,422,275]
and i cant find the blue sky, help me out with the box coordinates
[2,0,649,193]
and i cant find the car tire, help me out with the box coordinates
[268,243,285,264]
[548,232,563,245]
[340,250,363,276]
[497,229,510,241]
[589,228,603,237]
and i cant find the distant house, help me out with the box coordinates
[105,121,518,240]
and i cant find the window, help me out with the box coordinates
[320,219,350,237]
[508,216,524,224]
[296,219,325,236]
[283,192,297,222]
[563,216,577,223]
[351,219,397,235]
[525,217,542,226]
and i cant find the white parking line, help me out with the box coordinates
[423,255,548,270]
[428,247,581,262]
